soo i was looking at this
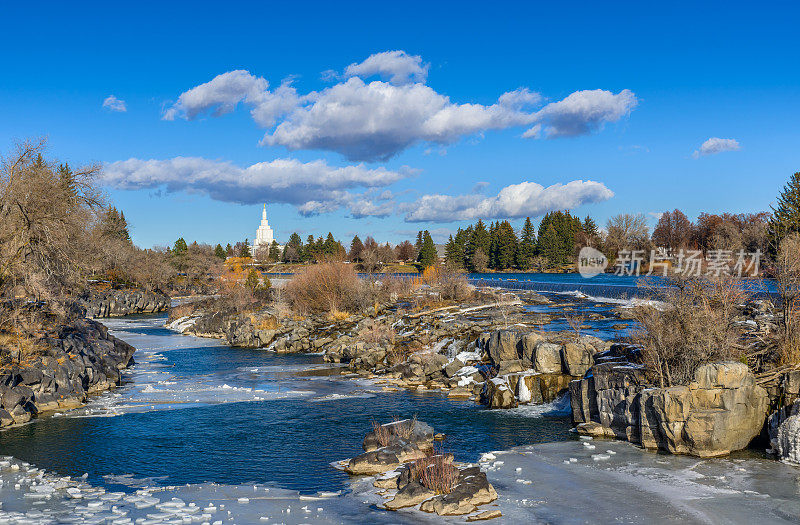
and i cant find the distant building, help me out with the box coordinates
[435,244,447,261]
[252,205,278,258]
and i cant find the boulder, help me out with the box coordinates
[483,378,517,409]
[419,468,497,516]
[487,330,519,365]
[363,419,434,452]
[384,481,435,510]
[562,342,593,377]
[443,359,465,378]
[521,333,545,362]
[533,342,563,373]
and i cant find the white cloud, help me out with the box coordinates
[162,70,301,127]
[263,78,536,161]
[161,52,638,161]
[403,180,614,222]
[344,50,429,85]
[102,95,127,112]
[692,137,740,158]
[524,89,637,138]
[101,156,411,216]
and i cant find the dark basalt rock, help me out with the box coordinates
[0,318,136,427]
[80,289,169,318]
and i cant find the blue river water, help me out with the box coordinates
[0,314,572,496]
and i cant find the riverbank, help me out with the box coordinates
[1,314,799,523]
[0,315,135,427]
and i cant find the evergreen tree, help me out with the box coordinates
[517,217,536,269]
[173,237,188,256]
[538,223,561,267]
[244,269,261,291]
[417,230,438,268]
[225,243,234,256]
[488,222,499,269]
[495,221,518,269]
[769,172,800,254]
[239,239,251,258]
[583,216,599,237]
[323,232,338,255]
[444,234,464,269]
[214,244,227,259]
[102,206,131,242]
[349,235,364,262]
[415,231,424,251]
[466,221,490,272]
[269,240,281,262]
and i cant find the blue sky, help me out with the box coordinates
[2,1,798,248]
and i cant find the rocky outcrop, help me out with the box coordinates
[80,289,169,318]
[0,318,135,426]
[343,420,498,518]
[572,358,769,457]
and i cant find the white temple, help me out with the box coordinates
[251,204,276,257]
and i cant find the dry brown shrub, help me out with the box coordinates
[422,265,473,301]
[284,262,367,314]
[359,318,395,345]
[411,453,458,495]
[776,234,800,364]
[634,274,751,387]
[370,420,394,447]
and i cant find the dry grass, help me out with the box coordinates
[370,416,418,448]
[411,453,458,495]
[634,274,751,387]
[371,419,394,447]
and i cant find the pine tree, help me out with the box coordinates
[417,231,438,268]
[239,239,251,258]
[415,231,424,251]
[517,217,536,269]
[349,235,364,262]
[173,237,188,256]
[495,221,518,269]
[444,234,464,269]
[466,221,490,272]
[226,243,234,256]
[214,244,226,259]
[269,240,281,262]
[769,172,800,253]
[583,216,599,237]
[538,223,561,267]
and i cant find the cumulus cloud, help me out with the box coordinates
[102,95,127,112]
[162,70,301,127]
[523,89,637,138]
[403,180,614,222]
[101,156,411,216]
[162,52,638,161]
[693,137,740,158]
[263,78,538,161]
[344,50,429,85]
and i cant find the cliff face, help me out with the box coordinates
[0,318,135,427]
[79,289,169,318]
[571,360,769,457]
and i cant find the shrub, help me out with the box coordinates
[776,233,800,364]
[411,453,458,495]
[284,262,365,314]
[633,274,751,387]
